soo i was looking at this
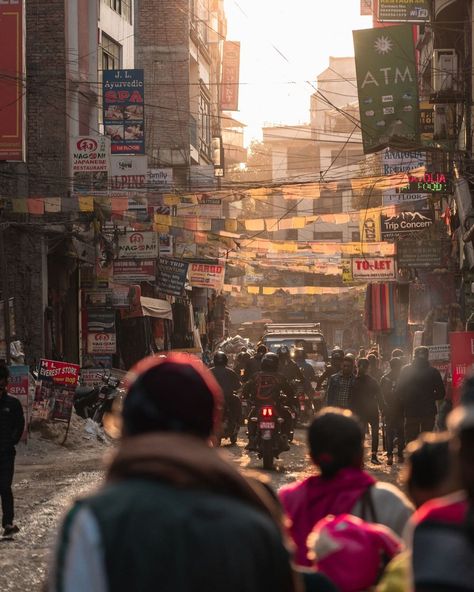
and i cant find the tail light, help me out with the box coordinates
[299,394,305,401]
[261,406,274,417]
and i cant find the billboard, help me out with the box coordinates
[189,263,225,290]
[351,256,397,281]
[157,258,189,296]
[377,0,429,23]
[110,154,147,190]
[380,209,434,240]
[113,259,156,283]
[221,41,240,111]
[353,25,419,154]
[71,136,110,193]
[117,231,158,259]
[0,0,24,160]
[103,69,145,154]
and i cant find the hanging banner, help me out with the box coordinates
[359,210,381,242]
[0,0,24,161]
[8,365,30,442]
[113,259,156,283]
[110,155,148,190]
[34,360,81,422]
[189,263,226,290]
[450,332,474,407]
[221,41,241,111]
[157,258,189,296]
[71,136,110,193]
[377,0,429,22]
[353,25,419,154]
[117,231,158,259]
[351,256,397,281]
[380,209,434,240]
[103,69,145,154]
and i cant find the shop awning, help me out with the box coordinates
[140,297,173,320]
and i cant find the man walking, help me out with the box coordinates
[326,355,355,410]
[380,356,405,465]
[0,364,25,537]
[396,346,445,443]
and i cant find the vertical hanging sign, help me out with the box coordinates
[353,25,420,154]
[0,0,24,161]
[221,41,241,111]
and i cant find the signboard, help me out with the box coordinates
[147,168,173,189]
[157,258,189,296]
[351,256,397,281]
[177,197,223,219]
[189,263,226,290]
[71,136,110,193]
[87,332,117,354]
[34,359,81,422]
[450,332,474,407]
[353,25,419,154]
[8,365,30,442]
[377,0,429,22]
[380,209,434,240]
[401,172,451,194]
[382,191,428,206]
[221,41,240,111]
[117,231,158,259]
[110,155,147,190]
[103,69,145,154]
[87,309,115,334]
[420,101,434,142]
[361,0,373,15]
[113,259,156,283]
[159,234,173,257]
[397,239,446,268]
[427,344,451,362]
[382,149,426,175]
[359,211,381,242]
[0,0,23,160]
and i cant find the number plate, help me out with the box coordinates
[259,421,275,429]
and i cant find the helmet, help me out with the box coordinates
[256,344,268,355]
[331,348,345,361]
[308,514,402,592]
[213,351,228,367]
[261,352,279,372]
[294,348,306,361]
[122,354,223,439]
[278,345,290,359]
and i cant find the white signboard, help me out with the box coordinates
[351,257,397,281]
[427,344,451,362]
[189,263,226,290]
[71,136,110,192]
[117,231,158,259]
[147,168,173,189]
[110,155,148,190]
[382,149,428,206]
[87,332,117,354]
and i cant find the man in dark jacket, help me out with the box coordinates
[0,364,25,537]
[50,354,296,592]
[381,357,404,464]
[316,348,344,389]
[243,344,267,382]
[210,351,242,425]
[396,346,445,443]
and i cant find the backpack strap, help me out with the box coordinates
[360,485,378,523]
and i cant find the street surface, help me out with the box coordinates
[0,428,404,592]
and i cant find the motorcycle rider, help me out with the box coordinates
[293,348,316,384]
[210,351,242,428]
[242,353,296,451]
[243,344,267,382]
[278,346,305,383]
[316,348,345,389]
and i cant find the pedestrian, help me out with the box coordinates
[316,348,345,389]
[243,344,267,382]
[0,364,25,538]
[381,357,405,465]
[352,357,383,465]
[210,351,242,427]
[395,346,445,443]
[368,352,383,382]
[49,354,296,592]
[326,355,355,409]
[279,409,413,567]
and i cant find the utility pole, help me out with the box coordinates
[0,224,11,364]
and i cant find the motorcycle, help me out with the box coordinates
[74,371,121,425]
[292,378,315,426]
[248,402,287,470]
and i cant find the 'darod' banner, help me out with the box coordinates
[221,41,240,111]
[0,0,24,161]
[450,332,474,407]
[353,25,419,154]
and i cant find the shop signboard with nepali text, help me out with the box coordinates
[353,25,419,154]
[351,256,397,281]
[0,0,24,160]
[189,263,226,290]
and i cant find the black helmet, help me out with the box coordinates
[256,344,267,355]
[294,347,306,360]
[278,345,290,359]
[261,352,279,372]
[213,351,228,366]
[331,348,345,361]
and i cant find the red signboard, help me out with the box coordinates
[220,41,240,111]
[449,332,474,407]
[0,1,23,160]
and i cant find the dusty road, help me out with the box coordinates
[0,427,405,591]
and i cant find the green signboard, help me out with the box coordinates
[353,25,420,154]
[378,1,430,23]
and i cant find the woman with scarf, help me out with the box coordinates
[49,354,298,592]
[279,409,413,567]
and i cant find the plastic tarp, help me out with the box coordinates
[140,297,173,321]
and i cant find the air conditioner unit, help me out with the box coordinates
[432,49,458,92]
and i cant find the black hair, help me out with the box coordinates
[390,357,403,370]
[391,348,403,358]
[406,433,452,494]
[342,355,354,365]
[357,357,369,369]
[367,353,377,364]
[0,364,9,381]
[308,409,364,478]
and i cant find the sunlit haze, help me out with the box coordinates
[225,0,372,144]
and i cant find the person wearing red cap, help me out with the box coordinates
[48,354,296,592]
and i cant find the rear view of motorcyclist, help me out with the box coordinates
[242,353,295,450]
[243,344,267,382]
[278,346,305,383]
[210,351,242,426]
[316,348,345,389]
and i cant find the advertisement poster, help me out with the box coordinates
[0,0,23,160]
[103,69,145,154]
[113,259,156,283]
[71,136,110,193]
[34,359,80,422]
[380,209,434,240]
[87,332,117,354]
[157,258,189,296]
[359,211,381,243]
[377,0,429,22]
[351,257,397,281]
[189,263,225,290]
[220,41,240,111]
[110,155,147,190]
[8,365,30,442]
[353,25,419,154]
[450,332,474,407]
[117,231,158,259]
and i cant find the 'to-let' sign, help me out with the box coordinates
[351,257,397,280]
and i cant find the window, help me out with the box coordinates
[104,0,132,23]
[199,92,211,158]
[101,34,121,71]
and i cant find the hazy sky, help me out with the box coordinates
[225,0,372,144]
